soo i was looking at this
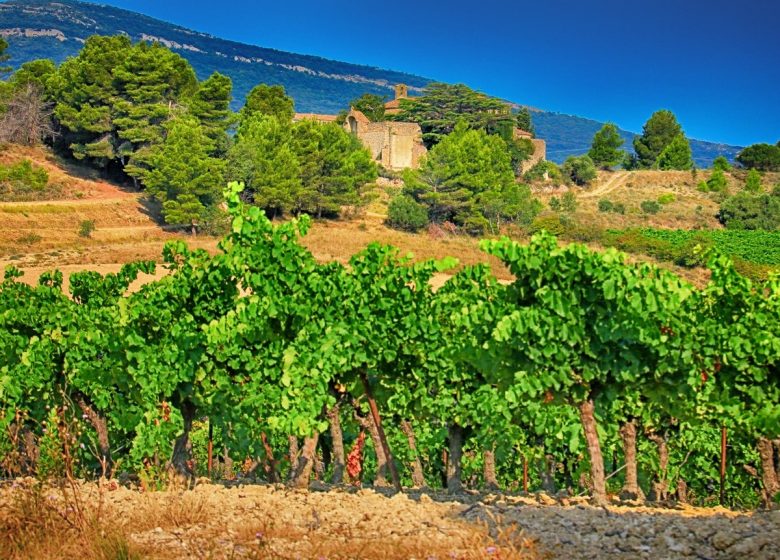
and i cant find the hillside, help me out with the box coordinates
[0,0,743,166]
[4,145,777,290]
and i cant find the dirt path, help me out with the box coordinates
[580,171,629,199]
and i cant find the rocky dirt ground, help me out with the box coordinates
[1,479,779,559]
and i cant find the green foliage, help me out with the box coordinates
[736,143,780,171]
[394,82,515,147]
[404,122,516,229]
[10,59,57,96]
[478,183,542,233]
[657,193,676,204]
[50,35,198,177]
[633,110,684,169]
[291,120,377,218]
[0,36,10,75]
[718,190,780,231]
[228,114,302,217]
[562,155,597,186]
[598,199,614,212]
[529,214,565,235]
[656,134,693,170]
[640,200,661,214]
[515,107,534,136]
[0,159,50,201]
[241,84,295,123]
[561,191,578,213]
[188,72,234,155]
[524,160,563,183]
[386,194,428,232]
[744,168,762,193]
[712,155,731,172]
[588,123,624,169]
[704,168,728,193]
[505,137,535,175]
[79,220,95,238]
[348,93,386,122]
[549,196,561,211]
[143,115,225,231]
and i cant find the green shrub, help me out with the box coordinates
[744,169,762,193]
[386,195,429,232]
[79,219,96,238]
[549,196,561,211]
[562,155,597,186]
[462,214,489,236]
[718,190,780,230]
[697,181,709,192]
[712,155,732,172]
[598,199,614,212]
[524,160,562,183]
[17,232,42,245]
[0,159,53,201]
[529,214,565,236]
[612,202,626,214]
[706,168,728,192]
[640,200,661,214]
[561,191,578,213]
[200,205,231,236]
[657,193,676,204]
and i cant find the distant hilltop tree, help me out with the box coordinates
[736,143,780,172]
[515,107,535,136]
[656,133,693,170]
[633,109,686,169]
[240,84,295,123]
[348,93,387,122]
[588,123,624,169]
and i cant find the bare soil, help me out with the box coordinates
[2,480,778,559]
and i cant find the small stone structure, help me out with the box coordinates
[294,85,545,173]
[514,127,547,172]
[344,107,426,170]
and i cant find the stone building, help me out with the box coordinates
[514,127,547,172]
[344,107,426,170]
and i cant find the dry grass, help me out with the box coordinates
[0,481,540,560]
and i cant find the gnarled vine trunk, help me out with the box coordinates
[447,423,464,493]
[483,446,499,491]
[287,436,300,482]
[327,403,345,484]
[648,433,669,502]
[539,455,557,494]
[75,394,111,476]
[619,420,644,501]
[170,400,196,481]
[579,399,607,505]
[401,420,426,488]
[353,401,389,486]
[758,437,779,506]
[291,433,320,488]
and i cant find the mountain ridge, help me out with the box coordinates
[0,0,743,166]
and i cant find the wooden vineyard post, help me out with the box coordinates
[207,420,214,478]
[720,426,727,505]
[523,454,529,493]
[359,370,402,492]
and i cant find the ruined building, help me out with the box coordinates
[295,84,545,173]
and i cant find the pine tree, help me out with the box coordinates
[348,93,386,121]
[228,114,302,217]
[655,133,693,170]
[405,121,515,225]
[394,82,515,147]
[515,107,535,136]
[745,168,762,193]
[633,110,683,168]
[144,116,224,234]
[588,123,625,169]
[189,72,234,156]
[291,120,377,217]
[241,84,294,123]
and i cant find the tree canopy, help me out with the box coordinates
[241,84,295,123]
[588,123,625,169]
[736,143,780,172]
[656,134,693,170]
[633,110,684,169]
[394,83,515,147]
[348,93,387,122]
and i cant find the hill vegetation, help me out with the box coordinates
[0,0,744,166]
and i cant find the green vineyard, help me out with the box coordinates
[1,184,779,508]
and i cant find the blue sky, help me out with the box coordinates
[87,0,778,146]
